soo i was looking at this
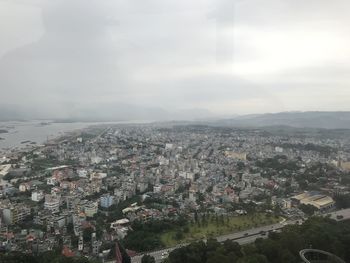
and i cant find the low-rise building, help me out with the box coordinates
[292,192,335,211]
[44,194,60,213]
[84,201,98,218]
[31,190,44,202]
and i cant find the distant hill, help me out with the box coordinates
[0,104,216,123]
[215,111,350,129]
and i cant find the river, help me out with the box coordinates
[0,121,97,153]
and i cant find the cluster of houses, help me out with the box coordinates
[0,125,348,259]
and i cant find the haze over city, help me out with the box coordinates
[1,0,350,121]
[1,1,350,263]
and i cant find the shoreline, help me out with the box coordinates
[0,120,155,157]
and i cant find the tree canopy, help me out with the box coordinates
[167,217,350,263]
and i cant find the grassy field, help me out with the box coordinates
[161,213,280,247]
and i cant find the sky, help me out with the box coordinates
[0,0,350,120]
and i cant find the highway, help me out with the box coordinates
[130,221,285,263]
[105,208,350,263]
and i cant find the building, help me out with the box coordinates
[78,234,84,251]
[31,190,44,202]
[100,194,114,208]
[339,161,350,171]
[165,143,173,150]
[275,147,284,153]
[2,205,31,225]
[111,218,130,231]
[47,177,58,186]
[282,199,292,209]
[90,172,107,181]
[84,201,98,218]
[0,164,11,177]
[179,172,195,181]
[224,151,247,161]
[292,192,335,211]
[19,182,31,192]
[189,190,197,202]
[44,194,60,213]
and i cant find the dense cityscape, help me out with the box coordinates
[0,123,350,262]
[2,0,350,262]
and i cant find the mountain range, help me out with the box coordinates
[1,105,350,129]
[215,111,350,129]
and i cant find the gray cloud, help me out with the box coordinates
[0,0,349,120]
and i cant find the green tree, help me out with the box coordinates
[141,255,156,263]
[299,204,317,216]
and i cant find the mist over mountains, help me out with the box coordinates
[0,104,215,122]
[1,104,350,130]
[216,111,350,129]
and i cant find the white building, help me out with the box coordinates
[47,177,58,186]
[31,191,44,202]
[100,194,114,208]
[165,143,173,150]
[275,147,284,153]
[77,169,88,178]
[110,218,130,231]
[78,234,84,251]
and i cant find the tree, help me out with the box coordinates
[299,204,317,216]
[166,217,350,263]
[206,253,230,263]
[237,162,245,171]
[334,194,350,209]
[141,255,156,263]
[83,227,94,242]
[238,254,269,263]
[175,230,184,240]
[223,239,242,257]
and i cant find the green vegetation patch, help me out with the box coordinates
[167,217,350,263]
[161,213,280,247]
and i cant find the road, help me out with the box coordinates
[104,208,350,263]
[130,221,285,263]
[325,208,350,221]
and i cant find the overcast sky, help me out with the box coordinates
[0,0,350,119]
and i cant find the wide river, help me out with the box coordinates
[0,121,99,152]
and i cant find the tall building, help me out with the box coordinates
[2,205,31,225]
[78,233,83,251]
[100,194,114,208]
